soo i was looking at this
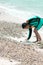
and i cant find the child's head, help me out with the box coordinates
[22,23,29,29]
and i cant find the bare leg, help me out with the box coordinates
[34,28,41,41]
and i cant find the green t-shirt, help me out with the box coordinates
[28,16,43,30]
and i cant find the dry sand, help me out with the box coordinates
[0,21,43,65]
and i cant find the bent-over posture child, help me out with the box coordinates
[22,16,43,42]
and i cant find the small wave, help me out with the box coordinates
[0,4,42,20]
[0,4,43,24]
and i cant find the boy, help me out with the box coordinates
[22,16,43,42]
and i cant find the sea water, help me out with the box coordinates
[0,0,43,18]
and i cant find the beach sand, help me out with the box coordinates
[0,21,43,65]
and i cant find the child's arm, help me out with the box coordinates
[27,27,32,40]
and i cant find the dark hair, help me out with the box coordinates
[22,23,28,28]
